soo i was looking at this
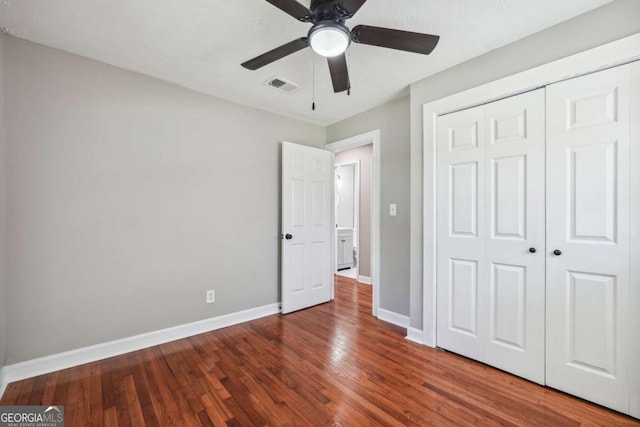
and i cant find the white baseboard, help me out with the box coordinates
[1,303,280,386]
[357,275,371,285]
[405,327,424,344]
[0,367,7,400]
[377,308,409,328]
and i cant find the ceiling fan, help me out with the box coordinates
[241,0,440,93]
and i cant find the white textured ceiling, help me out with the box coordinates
[0,0,613,125]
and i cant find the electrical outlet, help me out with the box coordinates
[390,203,397,216]
[206,290,215,304]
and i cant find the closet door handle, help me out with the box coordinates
[529,247,536,253]
[553,249,562,256]
[285,234,293,240]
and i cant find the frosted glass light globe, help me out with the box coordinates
[309,26,350,57]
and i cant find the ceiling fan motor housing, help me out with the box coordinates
[310,0,351,21]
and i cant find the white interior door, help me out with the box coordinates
[546,65,631,412]
[483,90,545,384]
[436,90,546,384]
[281,142,333,314]
[436,104,486,361]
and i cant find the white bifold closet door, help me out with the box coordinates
[545,65,631,413]
[436,89,546,384]
[435,62,638,415]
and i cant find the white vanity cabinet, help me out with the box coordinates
[337,228,354,270]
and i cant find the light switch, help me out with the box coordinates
[390,203,397,216]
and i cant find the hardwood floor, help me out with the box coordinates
[1,275,638,426]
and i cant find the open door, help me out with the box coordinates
[281,142,333,314]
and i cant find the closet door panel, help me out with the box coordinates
[436,106,486,360]
[546,65,630,413]
[436,91,545,384]
[483,90,546,384]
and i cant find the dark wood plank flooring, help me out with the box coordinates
[1,275,638,426]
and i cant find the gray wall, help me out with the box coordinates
[0,33,6,368]
[409,0,640,329]
[327,97,410,316]
[4,37,325,364]
[335,144,372,278]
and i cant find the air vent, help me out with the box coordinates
[269,78,287,88]
[264,76,301,94]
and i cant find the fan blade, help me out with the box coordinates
[241,38,308,70]
[338,0,367,17]
[327,54,350,93]
[265,0,312,22]
[351,25,439,55]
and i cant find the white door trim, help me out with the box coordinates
[422,33,640,348]
[326,130,381,317]
[629,60,640,420]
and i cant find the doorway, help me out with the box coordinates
[326,130,380,316]
[335,154,367,283]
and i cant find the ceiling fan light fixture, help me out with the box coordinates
[308,23,350,57]
[242,0,440,94]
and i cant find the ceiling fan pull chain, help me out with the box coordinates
[347,48,351,96]
[312,50,316,110]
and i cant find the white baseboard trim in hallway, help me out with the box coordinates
[406,327,424,345]
[357,275,371,285]
[377,309,409,328]
[1,303,280,387]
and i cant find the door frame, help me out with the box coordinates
[422,33,640,348]
[334,160,361,278]
[326,130,381,317]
